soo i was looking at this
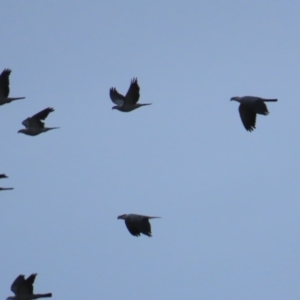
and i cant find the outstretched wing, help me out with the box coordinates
[139,218,152,237]
[124,78,140,105]
[11,275,25,295]
[11,274,37,296]
[254,100,269,116]
[31,107,54,121]
[110,88,125,106]
[22,108,54,129]
[239,104,256,132]
[22,274,36,295]
[0,68,11,98]
[125,217,152,237]
[125,220,141,237]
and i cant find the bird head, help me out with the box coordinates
[117,214,127,220]
[18,129,25,134]
[230,96,240,102]
[112,106,119,110]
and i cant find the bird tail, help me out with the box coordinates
[0,187,13,191]
[148,216,161,219]
[140,103,152,106]
[45,127,60,131]
[263,99,278,102]
[32,293,52,299]
[8,97,26,101]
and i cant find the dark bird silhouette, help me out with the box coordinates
[0,69,25,105]
[110,78,151,112]
[118,213,160,237]
[6,274,52,300]
[18,108,59,136]
[231,96,277,131]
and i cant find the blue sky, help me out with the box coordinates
[1,1,300,299]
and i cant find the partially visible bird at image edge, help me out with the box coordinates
[6,274,52,300]
[0,69,25,106]
[0,173,13,191]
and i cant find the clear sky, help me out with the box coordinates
[1,1,300,299]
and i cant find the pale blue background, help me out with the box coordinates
[1,1,300,299]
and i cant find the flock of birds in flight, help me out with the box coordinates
[2,68,277,299]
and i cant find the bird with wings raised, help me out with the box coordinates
[109,78,151,112]
[231,96,277,131]
[118,213,160,237]
[0,69,25,106]
[6,274,52,300]
[18,107,59,136]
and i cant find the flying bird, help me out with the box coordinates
[18,107,59,136]
[118,213,160,237]
[110,78,151,112]
[0,69,25,106]
[0,174,13,190]
[6,273,52,300]
[231,96,277,131]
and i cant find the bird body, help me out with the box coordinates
[0,69,25,106]
[113,103,151,112]
[110,78,151,112]
[231,96,277,131]
[6,274,52,300]
[18,108,59,136]
[18,127,59,136]
[118,213,160,237]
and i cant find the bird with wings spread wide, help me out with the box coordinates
[110,78,151,112]
[0,69,25,106]
[118,214,160,237]
[6,274,52,300]
[18,107,59,136]
[231,96,277,131]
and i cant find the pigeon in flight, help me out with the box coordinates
[0,174,13,191]
[18,107,59,136]
[231,96,277,131]
[118,213,160,237]
[0,69,25,106]
[110,78,151,112]
[6,273,52,300]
